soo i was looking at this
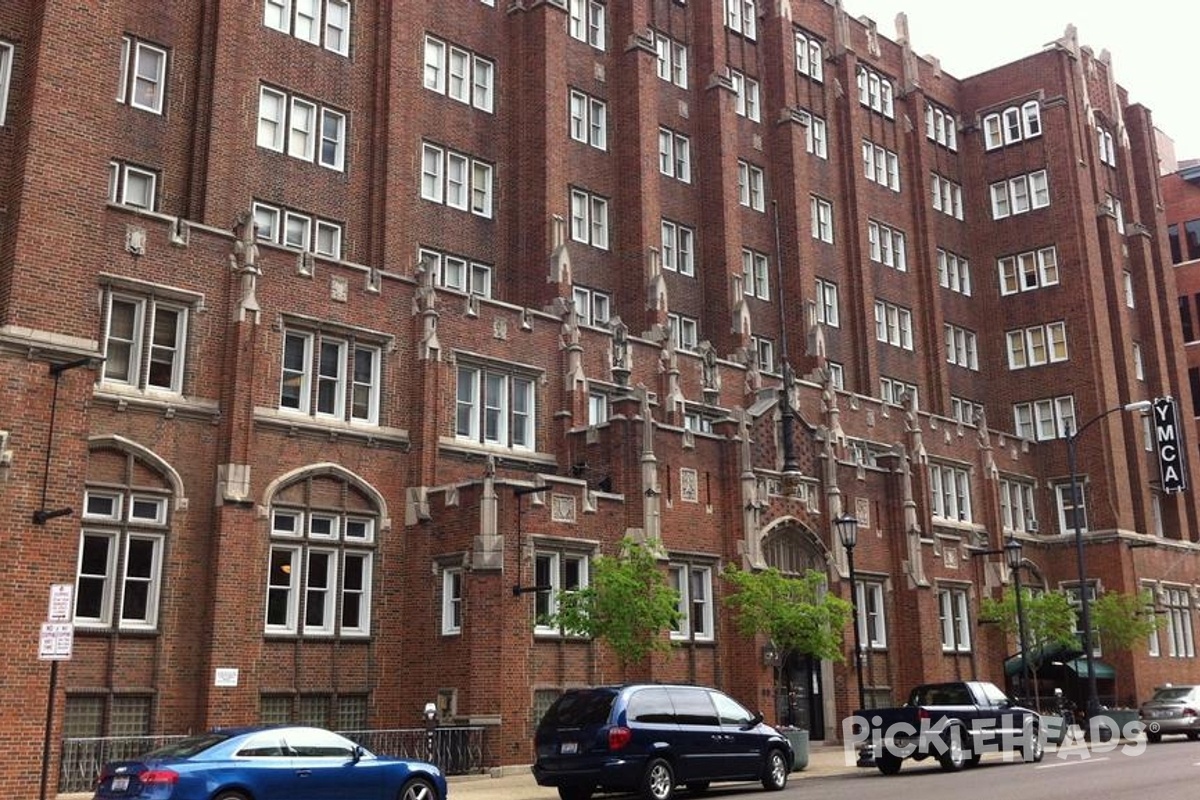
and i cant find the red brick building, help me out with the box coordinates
[2,1,1199,794]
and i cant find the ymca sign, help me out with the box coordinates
[1153,396,1189,494]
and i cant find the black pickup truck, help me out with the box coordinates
[854,680,1043,775]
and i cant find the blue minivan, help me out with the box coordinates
[532,684,793,800]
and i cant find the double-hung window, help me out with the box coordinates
[1097,126,1117,167]
[1014,396,1075,441]
[729,69,760,122]
[944,324,978,370]
[280,329,382,424]
[263,0,352,55]
[670,563,714,642]
[571,90,607,150]
[983,100,1041,149]
[0,40,13,126]
[815,278,839,327]
[738,160,765,211]
[867,221,906,270]
[752,336,775,373]
[266,505,375,637]
[108,161,158,211]
[990,170,1049,219]
[422,142,494,218]
[568,0,606,50]
[534,550,589,635]
[799,111,827,158]
[572,285,611,327]
[725,0,756,39]
[102,290,190,394]
[938,249,971,295]
[118,37,168,114]
[75,490,169,630]
[257,85,346,171]
[419,247,492,297]
[873,300,913,350]
[1000,477,1037,533]
[930,173,964,219]
[441,567,463,635]
[456,363,536,450]
[254,201,343,258]
[741,249,770,300]
[998,246,1058,294]
[667,313,699,351]
[654,32,688,89]
[1162,586,1196,658]
[929,463,972,523]
[1006,322,1068,369]
[856,580,887,649]
[658,127,690,182]
[660,219,695,276]
[794,30,823,81]
[862,141,899,191]
[938,587,971,651]
[810,195,833,242]
[925,103,957,151]
[570,188,609,249]
[423,35,495,112]
[856,66,894,118]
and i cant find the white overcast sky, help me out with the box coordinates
[843,0,1200,163]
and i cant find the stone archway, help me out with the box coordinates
[760,522,830,739]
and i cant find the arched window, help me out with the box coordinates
[761,526,822,576]
[265,474,378,637]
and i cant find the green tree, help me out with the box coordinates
[1093,589,1162,706]
[552,537,681,676]
[722,566,853,664]
[979,587,1078,711]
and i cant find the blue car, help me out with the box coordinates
[533,684,793,800]
[90,725,447,800]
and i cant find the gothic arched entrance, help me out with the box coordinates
[761,523,828,739]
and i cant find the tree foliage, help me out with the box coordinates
[1092,589,1161,652]
[979,586,1079,652]
[722,566,853,662]
[553,537,681,672]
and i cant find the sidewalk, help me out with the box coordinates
[447,741,860,800]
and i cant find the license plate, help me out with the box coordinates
[111,776,129,792]
[560,742,578,754]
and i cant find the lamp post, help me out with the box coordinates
[1066,399,1152,721]
[836,514,865,713]
[1004,535,1030,704]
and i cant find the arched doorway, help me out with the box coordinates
[761,524,828,739]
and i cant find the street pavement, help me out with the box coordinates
[445,741,862,799]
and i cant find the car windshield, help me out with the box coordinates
[1151,687,1195,702]
[541,689,616,727]
[142,732,233,759]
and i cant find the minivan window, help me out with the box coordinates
[628,688,674,723]
[710,691,754,726]
[667,687,719,725]
[540,689,616,727]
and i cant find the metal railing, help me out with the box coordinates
[58,726,486,794]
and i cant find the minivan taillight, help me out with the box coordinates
[608,726,633,751]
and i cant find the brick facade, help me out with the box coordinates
[2,2,1200,795]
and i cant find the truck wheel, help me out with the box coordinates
[876,752,902,775]
[938,726,970,772]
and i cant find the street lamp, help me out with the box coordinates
[836,513,865,713]
[1066,399,1152,721]
[1004,535,1030,704]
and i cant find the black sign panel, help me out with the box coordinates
[1153,396,1189,494]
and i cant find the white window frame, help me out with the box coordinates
[810,195,833,243]
[442,567,463,635]
[658,127,690,181]
[118,37,168,115]
[794,30,823,82]
[867,220,907,271]
[421,248,493,298]
[654,32,688,89]
[937,249,971,296]
[998,246,1059,295]
[801,112,827,159]
[74,491,168,631]
[534,551,590,635]
[455,363,536,451]
[102,293,188,394]
[925,103,957,151]
[568,0,606,50]
[1006,321,1068,369]
[873,300,913,350]
[257,85,346,171]
[108,161,158,211]
[422,35,494,113]
[279,329,381,424]
[856,66,894,118]
[570,188,610,250]
[660,219,695,276]
[991,170,1050,219]
[737,160,765,211]
[725,0,757,40]
[815,278,839,327]
[879,377,917,408]
[944,324,978,370]
[422,143,493,218]
[929,463,972,523]
[572,285,611,327]
[571,90,607,150]
[670,563,715,641]
[862,141,899,192]
[752,336,775,374]
[729,69,760,122]
[741,248,770,300]
[938,587,972,652]
[0,40,12,127]
[856,580,887,649]
[1055,482,1086,534]
[1163,586,1196,658]
[667,313,699,352]
[1000,477,1037,533]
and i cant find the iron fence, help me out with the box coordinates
[58,726,485,794]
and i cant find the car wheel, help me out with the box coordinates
[399,776,440,800]
[938,726,970,771]
[1147,730,1163,744]
[684,781,709,795]
[760,748,788,791]
[1188,731,1200,742]
[1018,721,1045,763]
[213,793,248,800]
[557,786,594,800]
[968,752,983,767]
[639,757,675,800]
[876,752,902,775]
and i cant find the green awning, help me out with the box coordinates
[1063,657,1116,680]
